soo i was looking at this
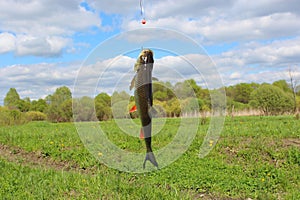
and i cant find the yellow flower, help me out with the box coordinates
[61,143,65,147]
[261,178,265,182]
[49,141,54,145]
[209,140,214,147]
[98,152,103,157]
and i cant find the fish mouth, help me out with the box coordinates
[141,55,147,63]
[140,49,154,64]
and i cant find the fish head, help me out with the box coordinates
[134,49,154,72]
[139,49,154,64]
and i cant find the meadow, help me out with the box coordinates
[0,116,299,199]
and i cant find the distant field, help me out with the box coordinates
[0,116,299,199]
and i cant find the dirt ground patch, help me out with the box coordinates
[0,143,96,173]
[282,138,300,148]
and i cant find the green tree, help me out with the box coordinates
[73,97,97,121]
[273,80,292,93]
[174,81,194,99]
[226,83,259,104]
[153,81,175,101]
[185,79,201,97]
[60,99,73,122]
[95,93,112,121]
[210,89,226,115]
[17,99,31,112]
[154,90,168,101]
[250,85,294,115]
[47,86,72,122]
[296,85,300,96]
[297,96,300,111]
[166,98,181,117]
[235,83,257,103]
[111,91,130,105]
[30,99,48,113]
[181,98,199,113]
[51,86,72,105]
[4,88,20,109]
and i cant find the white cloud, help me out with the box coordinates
[121,0,300,44]
[0,0,101,36]
[148,0,300,20]
[125,13,300,44]
[147,0,233,19]
[0,32,15,53]
[86,0,137,15]
[231,0,300,18]
[0,62,79,104]
[16,35,71,57]
[1,51,299,105]
[217,37,300,68]
[0,56,137,104]
[0,54,218,104]
[214,37,300,85]
[1,1,300,57]
[0,33,72,57]
[229,72,242,80]
[0,0,101,57]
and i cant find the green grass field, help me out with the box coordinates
[0,116,299,199]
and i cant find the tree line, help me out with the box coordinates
[1,79,299,125]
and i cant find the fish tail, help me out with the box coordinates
[143,152,158,169]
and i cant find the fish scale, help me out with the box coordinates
[131,49,158,169]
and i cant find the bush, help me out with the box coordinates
[26,111,47,121]
[250,85,294,115]
[0,107,28,126]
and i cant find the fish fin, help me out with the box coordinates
[139,128,144,139]
[129,105,137,113]
[129,75,136,91]
[148,106,158,118]
[143,152,158,169]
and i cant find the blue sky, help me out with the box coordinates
[0,0,300,104]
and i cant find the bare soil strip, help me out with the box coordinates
[0,143,95,174]
[1,138,299,173]
[283,138,300,147]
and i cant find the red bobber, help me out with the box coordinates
[141,19,146,24]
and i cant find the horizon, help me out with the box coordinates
[1,77,296,106]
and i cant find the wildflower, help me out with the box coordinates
[98,152,103,157]
[209,140,214,147]
[61,143,65,147]
[49,141,54,145]
[261,178,265,182]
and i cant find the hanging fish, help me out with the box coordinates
[130,49,158,169]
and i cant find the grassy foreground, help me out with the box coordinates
[0,116,299,199]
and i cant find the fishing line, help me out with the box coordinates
[140,0,146,24]
[140,0,145,19]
